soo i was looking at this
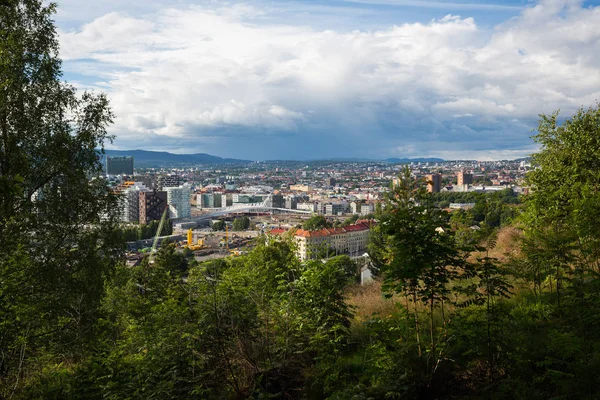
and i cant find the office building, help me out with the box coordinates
[325,202,346,215]
[285,196,298,210]
[106,156,134,175]
[200,193,223,208]
[265,194,285,209]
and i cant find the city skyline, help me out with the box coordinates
[55,0,600,160]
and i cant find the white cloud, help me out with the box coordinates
[341,0,523,11]
[58,0,600,158]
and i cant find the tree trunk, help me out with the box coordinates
[412,290,422,357]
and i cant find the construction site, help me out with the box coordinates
[125,214,261,267]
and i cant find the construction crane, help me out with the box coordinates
[186,228,204,251]
[219,224,230,249]
[150,206,169,262]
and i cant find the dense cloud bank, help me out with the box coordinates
[59,0,600,159]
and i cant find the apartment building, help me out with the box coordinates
[139,191,168,224]
[165,184,192,219]
[271,221,373,261]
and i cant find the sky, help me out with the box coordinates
[54,0,600,160]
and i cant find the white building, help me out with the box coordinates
[165,184,192,219]
[360,203,375,216]
[119,182,150,222]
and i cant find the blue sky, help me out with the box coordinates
[54,0,600,160]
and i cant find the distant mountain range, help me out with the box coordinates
[301,157,445,163]
[104,150,250,167]
[383,157,445,164]
[102,149,446,167]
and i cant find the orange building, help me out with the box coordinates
[426,174,442,193]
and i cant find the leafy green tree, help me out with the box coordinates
[525,105,600,273]
[303,215,330,231]
[325,255,358,281]
[0,1,120,395]
[292,260,353,354]
[212,220,225,231]
[232,216,250,231]
[342,214,359,226]
[372,167,469,373]
[457,232,513,385]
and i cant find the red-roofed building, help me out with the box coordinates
[270,221,374,261]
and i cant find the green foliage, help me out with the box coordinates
[293,259,353,353]
[117,219,173,242]
[303,215,331,230]
[212,220,225,231]
[372,168,470,370]
[232,216,250,231]
[342,214,359,226]
[7,4,600,399]
[0,1,121,396]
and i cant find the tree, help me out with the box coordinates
[342,214,359,226]
[456,231,513,385]
[0,1,120,395]
[212,220,225,231]
[371,167,469,373]
[292,259,353,354]
[303,215,330,231]
[525,105,600,273]
[232,216,250,231]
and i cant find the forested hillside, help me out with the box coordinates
[2,1,600,399]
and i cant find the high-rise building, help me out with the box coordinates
[165,184,192,219]
[266,194,285,209]
[426,174,442,193]
[285,196,298,210]
[325,177,336,187]
[139,191,168,224]
[457,170,473,186]
[106,156,134,175]
[120,182,150,222]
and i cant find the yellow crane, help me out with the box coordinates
[185,228,204,251]
[219,224,230,249]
